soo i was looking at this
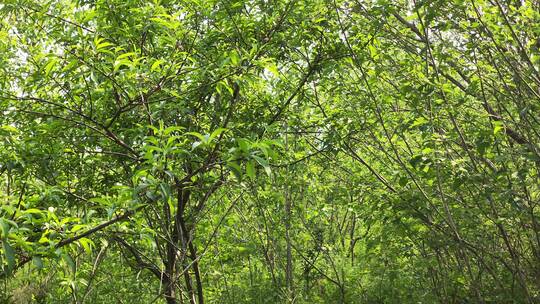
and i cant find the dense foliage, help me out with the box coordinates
[1,0,540,303]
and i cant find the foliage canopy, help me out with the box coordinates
[1,0,540,303]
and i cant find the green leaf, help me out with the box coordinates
[398,176,408,187]
[493,121,504,135]
[151,59,165,72]
[227,161,243,181]
[192,141,203,150]
[3,241,15,272]
[238,139,251,153]
[113,59,132,73]
[71,224,86,233]
[33,256,44,270]
[208,128,228,143]
[266,62,279,76]
[95,37,113,51]
[252,155,271,176]
[0,218,10,238]
[116,52,137,60]
[186,132,206,142]
[246,160,255,180]
[78,238,94,255]
[62,253,76,273]
[229,50,240,66]
[1,125,19,133]
[150,16,179,29]
[23,208,44,215]
[44,58,58,77]
[159,183,171,200]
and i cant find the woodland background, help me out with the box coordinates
[1,0,540,303]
